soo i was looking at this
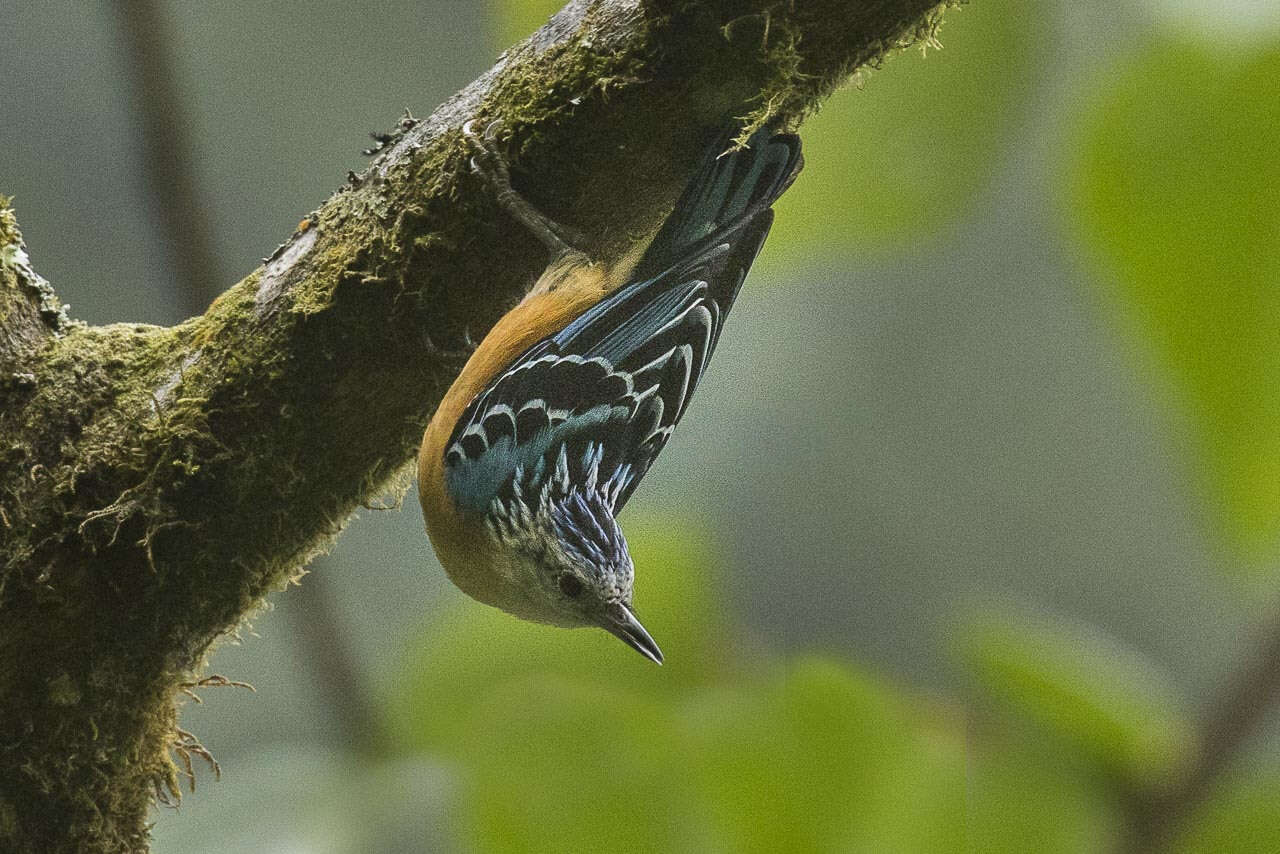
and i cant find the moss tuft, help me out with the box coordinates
[47,673,82,707]
[737,1,960,136]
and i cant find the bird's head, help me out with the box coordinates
[482,486,663,664]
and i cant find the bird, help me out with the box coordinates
[418,118,803,664]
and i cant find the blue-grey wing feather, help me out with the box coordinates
[443,128,802,517]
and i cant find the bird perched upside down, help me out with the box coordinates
[418,120,803,663]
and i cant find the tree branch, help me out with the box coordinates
[0,1,948,850]
[0,203,70,362]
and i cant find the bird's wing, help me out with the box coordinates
[443,216,771,516]
[443,129,801,516]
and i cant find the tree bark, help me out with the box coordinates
[0,1,947,850]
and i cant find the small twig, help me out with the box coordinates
[172,727,220,793]
[178,674,256,704]
[290,558,390,759]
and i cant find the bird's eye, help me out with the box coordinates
[558,573,583,598]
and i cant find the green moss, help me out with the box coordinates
[0,799,15,840]
[47,673,81,707]
[739,1,959,137]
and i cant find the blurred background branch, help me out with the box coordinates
[1126,602,1280,852]
[112,0,224,314]
[110,0,389,766]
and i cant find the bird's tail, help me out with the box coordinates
[632,125,804,282]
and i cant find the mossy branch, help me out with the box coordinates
[0,1,947,851]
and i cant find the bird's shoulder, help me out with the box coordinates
[417,262,612,518]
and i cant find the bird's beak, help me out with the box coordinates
[601,601,664,665]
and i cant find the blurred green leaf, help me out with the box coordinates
[959,613,1195,787]
[680,657,932,851]
[1140,0,1280,47]
[771,0,1036,257]
[1070,38,1280,570]
[395,515,729,750]
[963,742,1117,853]
[455,657,980,853]
[395,515,1128,851]
[1174,774,1280,854]
[489,0,562,52]
[460,675,712,852]
[681,657,1115,853]
[401,603,1121,854]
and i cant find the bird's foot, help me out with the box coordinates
[463,119,590,257]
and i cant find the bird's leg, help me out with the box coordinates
[463,119,590,259]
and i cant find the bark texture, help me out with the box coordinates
[0,1,947,850]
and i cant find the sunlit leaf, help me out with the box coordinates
[1069,38,1280,571]
[959,613,1195,787]
[403,625,1120,851]
[456,660,967,852]
[771,0,1036,257]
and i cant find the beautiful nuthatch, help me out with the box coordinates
[418,119,802,662]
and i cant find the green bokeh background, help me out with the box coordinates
[3,0,1278,851]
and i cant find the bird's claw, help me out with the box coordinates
[461,117,503,142]
[463,119,511,183]
[461,116,588,257]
